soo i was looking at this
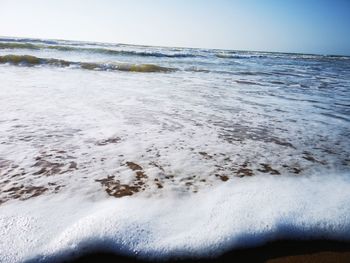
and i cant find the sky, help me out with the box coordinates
[0,0,349,55]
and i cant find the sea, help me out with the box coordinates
[0,37,350,262]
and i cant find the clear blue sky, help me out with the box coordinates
[0,0,349,55]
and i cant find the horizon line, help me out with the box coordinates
[1,34,349,58]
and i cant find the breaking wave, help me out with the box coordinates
[215,51,350,61]
[0,54,176,73]
[0,42,196,58]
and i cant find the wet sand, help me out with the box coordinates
[68,239,350,263]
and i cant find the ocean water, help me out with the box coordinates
[0,37,350,262]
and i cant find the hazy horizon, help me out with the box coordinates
[2,34,350,57]
[0,0,350,56]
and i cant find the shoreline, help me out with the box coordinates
[67,239,350,263]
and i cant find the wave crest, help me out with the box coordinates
[0,42,196,58]
[0,55,176,73]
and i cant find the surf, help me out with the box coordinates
[0,54,177,73]
[0,41,197,58]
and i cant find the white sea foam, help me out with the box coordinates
[1,173,350,262]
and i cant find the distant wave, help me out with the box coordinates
[0,54,176,73]
[0,37,60,45]
[3,54,330,76]
[215,51,350,61]
[216,53,246,59]
[215,52,267,59]
[0,42,197,58]
[0,42,39,50]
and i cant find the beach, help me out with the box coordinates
[0,37,349,262]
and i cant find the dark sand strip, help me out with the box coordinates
[67,240,350,263]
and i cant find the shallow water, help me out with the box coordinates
[0,37,349,262]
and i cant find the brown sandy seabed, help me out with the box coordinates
[1,129,348,204]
